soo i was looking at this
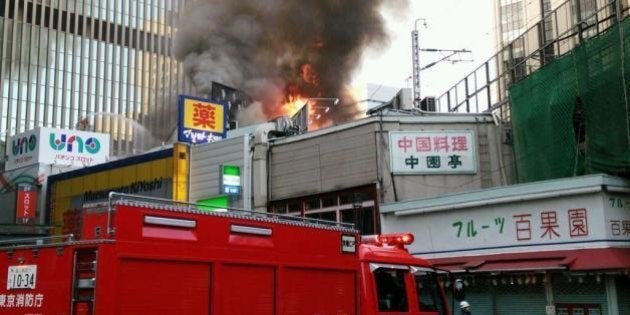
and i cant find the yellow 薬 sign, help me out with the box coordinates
[182,98,224,133]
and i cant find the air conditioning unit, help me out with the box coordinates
[391,88,413,110]
[420,97,437,112]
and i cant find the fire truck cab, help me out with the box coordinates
[0,193,449,314]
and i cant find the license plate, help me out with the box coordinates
[7,265,37,290]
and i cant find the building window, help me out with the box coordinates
[304,197,320,210]
[269,185,378,235]
[270,202,287,214]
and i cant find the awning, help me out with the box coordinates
[429,248,630,273]
[470,258,568,273]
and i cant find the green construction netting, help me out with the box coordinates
[509,18,630,183]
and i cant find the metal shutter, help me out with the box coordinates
[552,274,608,314]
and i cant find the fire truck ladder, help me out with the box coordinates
[71,249,98,315]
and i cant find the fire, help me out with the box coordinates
[281,93,309,117]
[274,60,358,131]
[278,92,326,131]
[276,62,325,129]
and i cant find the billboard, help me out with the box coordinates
[389,130,477,174]
[5,127,110,171]
[178,95,227,144]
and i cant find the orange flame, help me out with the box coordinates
[277,62,323,126]
[276,60,353,131]
[281,93,309,117]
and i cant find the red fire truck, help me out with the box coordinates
[0,193,450,314]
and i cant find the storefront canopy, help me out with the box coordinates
[430,248,630,273]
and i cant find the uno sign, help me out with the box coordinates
[5,127,110,171]
[12,135,37,156]
[49,133,102,154]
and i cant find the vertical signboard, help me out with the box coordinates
[16,183,37,224]
[178,95,227,144]
[389,130,477,174]
[220,165,241,195]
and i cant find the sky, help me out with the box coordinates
[352,1,498,101]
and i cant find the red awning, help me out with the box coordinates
[429,248,630,273]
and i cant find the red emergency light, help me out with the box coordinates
[362,233,414,249]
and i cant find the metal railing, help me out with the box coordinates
[0,234,76,250]
[106,192,356,237]
[0,192,356,249]
[436,0,628,119]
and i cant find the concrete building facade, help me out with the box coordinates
[260,111,514,235]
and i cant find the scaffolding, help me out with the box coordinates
[435,0,629,119]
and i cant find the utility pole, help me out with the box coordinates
[411,19,474,107]
[411,18,427,108]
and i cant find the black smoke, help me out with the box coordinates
[174,0,408,126]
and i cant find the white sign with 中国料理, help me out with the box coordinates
[389,130,476,174]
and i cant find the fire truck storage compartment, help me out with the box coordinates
[123,201,359,313]
[114,260,357,314]
[111,202,359,314]
[116,259,211,314]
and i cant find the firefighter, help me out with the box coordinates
[460,301,472,315]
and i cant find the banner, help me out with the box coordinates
[16,183,37,223]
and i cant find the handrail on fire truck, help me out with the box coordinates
[0,234,77,250]
[0,194,356,250]
[106,192,356,237]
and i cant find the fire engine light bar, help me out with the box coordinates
[362,233,415,247]
[144,216,197,228]
[230,225,272,236]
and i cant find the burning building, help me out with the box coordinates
[174,0,408,130]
